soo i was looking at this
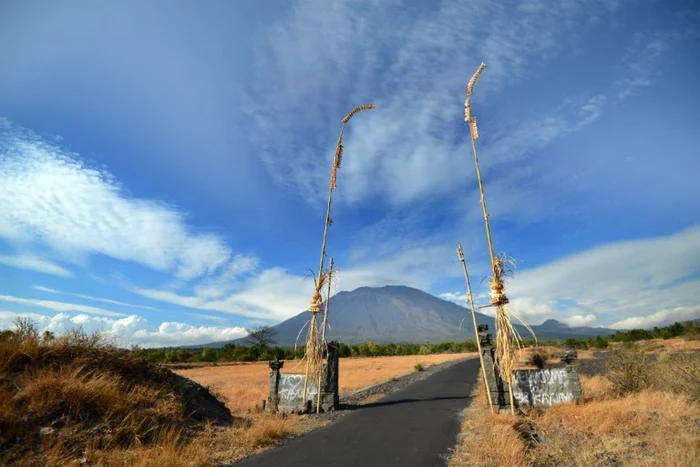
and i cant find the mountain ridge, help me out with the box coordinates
[205,285,618,347]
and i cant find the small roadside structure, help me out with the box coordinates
[267,341,340,414]
[479,324,583,410]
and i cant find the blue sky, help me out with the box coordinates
[1,0,699,347]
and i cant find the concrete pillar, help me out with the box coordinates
[267,357,284,412]
[479,324,508,408]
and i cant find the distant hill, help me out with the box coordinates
[206,285,617,347]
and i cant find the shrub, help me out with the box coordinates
[414,363,424,372]
[606,347,652,395]
[591,336,609,349]
[654,351,700,401]
[528,352,548,369]
[461,340,479,352]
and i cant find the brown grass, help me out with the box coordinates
[0,324,332,466]
[0,328,218,465]
[67,413,327,467]
[450,343,700,467]
[175,353,474,412]
[618,337,700,354]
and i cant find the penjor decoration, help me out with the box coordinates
[464,63,535,415]
[302,104,375,403]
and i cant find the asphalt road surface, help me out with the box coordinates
[235,357,480,467]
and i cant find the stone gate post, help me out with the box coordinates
[267,357,284,412]
[478,324,507,407]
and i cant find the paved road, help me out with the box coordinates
[235,357,480,467]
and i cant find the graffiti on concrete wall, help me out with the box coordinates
[278,374,318,404]
[512,367,579,407]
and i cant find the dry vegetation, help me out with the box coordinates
[0,322,326,466]
[175,352,474,412]
[0,318,472,466]
[450,338,700,467]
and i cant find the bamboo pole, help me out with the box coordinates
[465,62,517,415]
[316,258,334,414]
[457,244,494,414]
[303,104,375,402]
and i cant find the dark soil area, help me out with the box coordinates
[577,352,611,376]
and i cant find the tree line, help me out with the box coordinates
[133,339,481,364]
[521,320,699,350]
[2,319,698,365]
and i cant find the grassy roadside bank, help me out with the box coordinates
[449,339,700,466]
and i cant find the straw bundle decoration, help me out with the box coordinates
[331,136,343,190]
[464,62,536,415]
[302,103,375,401]
[316,258,335,413]
[342,104,376,124]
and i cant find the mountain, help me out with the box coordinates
[207,285,617,347]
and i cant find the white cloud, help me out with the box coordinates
[32,285,160,312]
[615,31,677,101]
[0,121,233,281]
[133,267,310,322]
[0,311,247,348]
[610,305,700,330]
[0,294,127,317]
[186,312,229,324]
[0,253,74,277]
[507,224,700,328]
[439,292,469,308]
[132,243,465,322]
[247,0,626,206]
[193,254,260,299]
[560,314,599,327]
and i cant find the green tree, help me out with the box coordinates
[200,347,217,362]
[338,343,352,358]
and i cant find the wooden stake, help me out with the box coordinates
[457,244,494,414]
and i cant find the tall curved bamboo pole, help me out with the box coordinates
[303,104,375,402]
[457,244,494,414]
[465,63,517,415]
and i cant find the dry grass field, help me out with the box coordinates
[175,352,475,413]
[450,338,700,467]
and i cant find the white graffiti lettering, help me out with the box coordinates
[511,368,577,407]
[514,368,567,386]
[278,374,318,401]
[513,390,573,407]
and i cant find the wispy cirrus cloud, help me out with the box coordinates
[0,253,74,277]
[0,294,127,318]
[31,285,160,312]
[502,224,700,326]
[615,30,689,102]
[132,241,468,322]
[247,0,625,206]
[0,120,232,281]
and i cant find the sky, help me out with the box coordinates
[1,0,699,347]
